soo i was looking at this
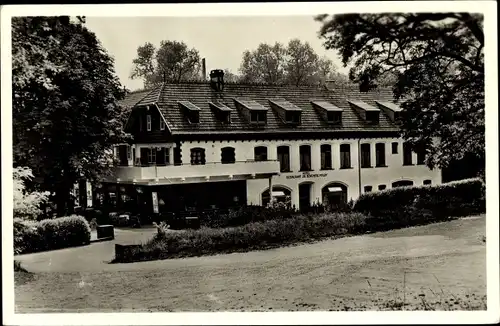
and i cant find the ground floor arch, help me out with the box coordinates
[298,181,314,212]
[262,185,292,208]
[321,182,349,211]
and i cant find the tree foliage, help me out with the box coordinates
[239,39,338,86]
[316,13,484,171]
[12,16,129,215]
[13,167,51,220]
[131,40,201,88]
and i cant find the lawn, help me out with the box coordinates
[14,215,486,312]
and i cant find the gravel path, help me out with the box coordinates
[14,215,486,312]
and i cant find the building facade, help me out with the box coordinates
[102,71,441,214]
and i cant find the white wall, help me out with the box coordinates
[127,137,441,207]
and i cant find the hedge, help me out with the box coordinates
[352,178,486,230]
[113,212,370,262]
[198,205,297,229]
[14,215,91,254]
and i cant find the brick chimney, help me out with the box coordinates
[202,58,207,81]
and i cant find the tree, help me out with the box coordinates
[223,69,241,83]
[131,40,202,88]
[239,39,338,86]
[239,42,287,84]
[13,167,50,220]
[285,39,321,86]
[12,16,129,216]
[316,13,484,174]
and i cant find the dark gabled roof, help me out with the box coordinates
[121,82,402,135]
[118,89,151,109]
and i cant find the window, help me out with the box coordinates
[118,145,129,166]
[340,144,351,169]
[165,148,170,165]
[254,146,268,161]
[285,112,301,124]
[320,144,332,170]
[188,111,200,124]
[360,143,371,168]
[127,145,132,161]
[250,111,267,124]
[392,180,414,188]
[139,115,143,131]
[403,142,413,165]
[423,179,432,185]
[366,111,380,124]
[375,143,386,167]
[160,118,165,130]
[327,111,342,124]
[299,145,312,171]
[378,185,387,191]
[190,148,206,165]
[392,142,399,154]
[277,146,290,172]
[146,115,152,131]
[221,147,236,164]
[147,148,156,164]
[219,112,231,124]
[364,185,373,193]
[416,148,426,165]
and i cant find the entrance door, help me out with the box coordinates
[298,183,312,212]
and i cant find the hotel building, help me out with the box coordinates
[100,70,441,214]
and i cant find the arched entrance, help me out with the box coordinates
[392,180,414,188]
[262,186,292,208]
[321,182,348,211]
[298,181,314,212]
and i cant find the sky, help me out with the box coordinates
[84,16,347,91]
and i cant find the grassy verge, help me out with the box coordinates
[112,210,466,263]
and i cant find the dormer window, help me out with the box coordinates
[234,99,268,125]
[375,101,403,123]
[188,111,200,124]
[269,99,302,126]
[285,111,301,124]
[327,111,342,124]
[366,111,380,124]
[311,100,343,125]
[178,101,201,125]
[209,101,233,124]
[348,100,380,125]
[250,111,267,124]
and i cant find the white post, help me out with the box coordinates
[311,143,321,171]
[135,145,141,166]
[268,176,274,206]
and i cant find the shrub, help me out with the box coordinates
[353,178,485,221]
[199,205,297,229]
[13,167,50,220]
[14,215,91,254]
[114,212,368,262]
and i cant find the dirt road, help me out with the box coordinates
[15,215,486,312]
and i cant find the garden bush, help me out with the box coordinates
[199,205,297,228]
[14,215,91,254]
[353,178,485,222]
[113,212,368,262]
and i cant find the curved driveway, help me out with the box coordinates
[15,216,486,312]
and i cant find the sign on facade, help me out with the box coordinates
[152,191,159,213]
[286,172,328,180]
